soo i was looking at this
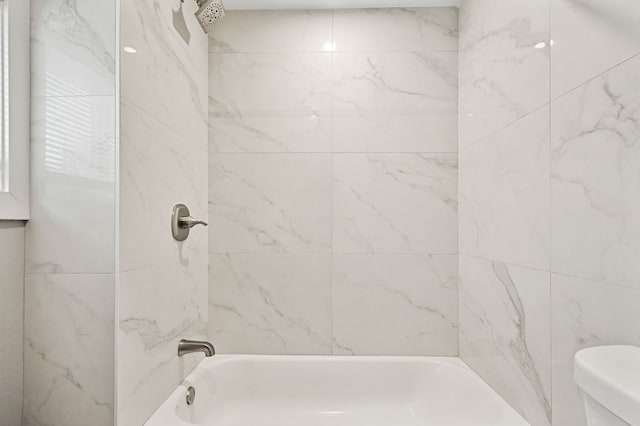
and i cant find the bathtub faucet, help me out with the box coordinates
[178,339,215,357]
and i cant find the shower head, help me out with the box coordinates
[194,0,226,33]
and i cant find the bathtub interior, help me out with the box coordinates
[147,355,529,426]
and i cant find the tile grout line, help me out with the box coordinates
[548,2,553,417]
[122,96,207,152]
[456,5,462,360]
[458,253,550,274]
[459,102,551,154]
[443,49,640,159]
[208,50,459,55]
[549,49,640,103]
[210,151,459,155]
[330,8,335,356]
[459,252,640,293]
[548,270,640,293]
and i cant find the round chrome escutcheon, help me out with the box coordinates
[186,386,196,405]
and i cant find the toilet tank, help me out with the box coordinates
[574,345,640,425]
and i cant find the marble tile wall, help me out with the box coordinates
[24,275,115,426]
[118,0,209,424]
[458,0,552,424]
[208,8,459,356]
[549,1,640,420]
[0,223,25,426]
[24,0,116,425]
[459,256,551,425]
[18,2,638,425]
[458,1,552,424]
[458,0,549,151]
[459,0,640,425]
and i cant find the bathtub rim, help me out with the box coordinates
[144,354,526,425]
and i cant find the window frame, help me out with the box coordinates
[0,0,29,220]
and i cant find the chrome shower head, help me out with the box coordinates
[194,0,226,33]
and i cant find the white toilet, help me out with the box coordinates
[574,345,640,426]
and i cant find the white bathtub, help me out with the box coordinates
[145,355,529,426]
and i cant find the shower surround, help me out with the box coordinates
[207,8,459,356]
[12,1,640,426]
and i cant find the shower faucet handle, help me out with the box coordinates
[179,216,208,229]
[171,204,207,241]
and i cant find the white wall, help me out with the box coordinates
[208,8,459,356]
[117,0,209,424]
[24,0,116,424]
[0,223,24,426]
[458,0,640,425]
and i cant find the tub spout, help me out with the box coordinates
[178,339,215,357]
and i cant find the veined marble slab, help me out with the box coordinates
[459,255,551,426]
[551,53,640,289]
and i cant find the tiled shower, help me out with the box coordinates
[207,8,459,356]
[0,0,639,425]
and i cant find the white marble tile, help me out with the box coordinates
[118,1,209,423]
[118,255,208,426]
[23,274,114,426]
[333,51,457,114]
[333,112,457,153]
[209,53,332,115]
[209,153,332,254]
[205,8,460,363]
[551,54,640,289]
[333,7,458,52]
[209,10,332,53]
[459,255,551,426]
[0,223,24,426]
[332,254,457,356]
[30,0,115,97]
[120,0,208,148]
[120,99,208,272]
[551,0,640,98]
[459,106,549,271]
[26,95,115,274]
[551,274,640,426]
[209,254,332,354]
[209,23,332,154]
[459,0,550,149]
[333,153,457,254]
[209,112,332,153]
